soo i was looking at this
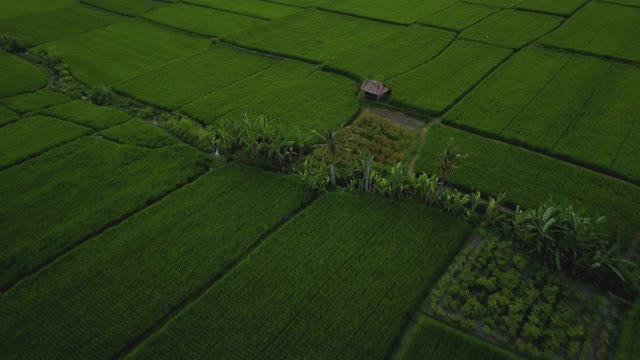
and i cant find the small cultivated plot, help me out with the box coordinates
[115,45,278,110]
[397,315,518,360]
[414,125,640,246]
[541,1,640,62]
[225,9,400,62]
[0,137,207,290]
[83,0,169,16]
[99,119,177,148]
[224,70,360,134]
[388,40,511,115]
[465,0,523,8]
[326,25,455,81]
[612,124,640,181]
[0,4,124,47]
[141,3,265,37]
[425,235,618,358]
[420,2,499,32]
[0,50,46,98]
[516,0,587,16]
[185,0,302,19]
[45,20,210,86]
[39,100,131,130]
[321,0,456,24]
[0,115,90,168]
[0,89,72,114]
[0,165,312,359]
[0,105,18,126]
[461,9,563,49]
[617,302,640,360]
[0,0,75,21]
[130,193,472,359]
[446,48,640,179]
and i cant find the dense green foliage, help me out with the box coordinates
[388,40,511,114]
[39,100,131,130]
[0,137,207,289]
[617,302,640,360]
[420,2,498,32]
[461,9,563,49]
[322,0,456,24]
[99,119,177,148]
[0,104,18,126]
[0,115,90,168]
[131,193,471,359]
[0,50,46,98]
[398,316,518,360]
[1,90,71,113]
[0,165,311,359]
[517,0,587,16]
[186,0,302,19]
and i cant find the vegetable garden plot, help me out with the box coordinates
[45,20,209,86]
[141,3,265,37]
[461,9,562,49]
[464,0,524,8]
[1,90,72,114]
[99,119,177,148]
[516,0,587,16]
[225,9,400,62]
[0,0,75,21]
[0,105,18,126]
[541,1,640,62]
[0,115,90,168]
[0,165,312,360]
[185,0,302,20]
[320,0,456,24]
[131,193,472,359]
[0,4,125,47]
[397,316,518,360]
[83,0,169,16]
[115,45,278,110]
[326,25,455,81]
[387,40,511,115]
[0,50,46,98]
[420,2,499,32]
[0,137,207,290]
[39,100,131,130]
[414,125,640,246]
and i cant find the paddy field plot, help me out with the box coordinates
[0,137,207,290]
[420,2,499,32]
[320,0,456,24]
[602,0,640,6]
[541,1,640,62]
[131,193,471,359]
[0,105,18,126]
[415,125,640,245]
[0,165,312,359]
[465,0,524,8]
[83,0,170,16]
[99,119,178,148]
[0,50,46,98]
[39,100,131,130]
[445,48,640,180]
[185,0,302,19]
[516,0,587,16]
[1,90,72,114]
[0,0,75,21]
[45,20,209,86]
[388,40,511,115]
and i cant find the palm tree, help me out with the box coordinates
[437,137,467,199]
[313,130,351,187]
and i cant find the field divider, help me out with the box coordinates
[114,193,322,359]
[136,16,213,39]
[78,0,136,18]
[314,7,413,27]
[537,43,640,68]
[217,38,322,65]
[595,0,640,9]
[181,0,273,21]
[387,34,459,82]
[0,133,90,172]
[255,0,308,10]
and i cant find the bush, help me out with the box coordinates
[89,85,114,106]
[0,33,25,53]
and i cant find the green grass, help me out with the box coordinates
[0,0,75,21]
[602,0,640,6]
[415,124,640,246]
[141,3,265,37]
[465,0,523,8]
[0,50,46,98]
[225,9,400,62]
[0,105,18,126]
[327,25,455,81]
[39,100,131,130]
[83,0,169,16]
[612,123,640,182]
[99,119,177,148]
[45,20,210,86]
[185,0,302,19]
[0,137,207,290]
[420,3,499,32]
[1,90,72,114]
[397,316,518,360]
[445,48,640,181]
[0,115,90,168]
[115,45,278,110]
[461,9,562,49]
[130,192,472,359]
[0,164,312,359]
[0,4,124,47]
[516,0,587,16]
[388,40,511,115]
[541,1,640,62]
[321,0,456,24]
[617,302,640,360]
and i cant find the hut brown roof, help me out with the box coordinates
[361,80,389,101]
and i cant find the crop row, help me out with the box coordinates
[516,0,587,16]
[99,119,178,148]
[185,0,302,20]
[0,50,46,98]
[320,0,457,25]
[39,100,131,130]
[0,89,72,114]
[83,0,169,16]
[129,193,471,359]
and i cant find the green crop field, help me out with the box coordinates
[516,0,587,16]
[465,0,523,8]
[0,0,75,20]
[39,100,131,129]
[83,0,169,16]
[0,105,18,126]
[0,51,46,98]
[186,0,302,19]
[321,0,456,24]
[420,3,499,32]
[99,119,178,148]
[1,90,71,114]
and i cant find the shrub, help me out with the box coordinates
[88,85,114,106]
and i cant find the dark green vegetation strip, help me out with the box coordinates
[321,0,456,24]
[617,302,640,360]
[0,137,208,290]
[0,90,72,114]
[0,50,46,98]
[420,2,499,32]
[0,165,312,359]
[397,315,518,360]
[516,0,587,16]
[415,125,640,246]
[130,193,472,359]
[0,105,18,126]
[185,0,302,19]
[39,100,131,130]
[82,0,169,16]
[0,115,91,168]
[99,119,177,148]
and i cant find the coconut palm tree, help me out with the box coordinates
[313,130,351,187]
[437,137,466,199]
